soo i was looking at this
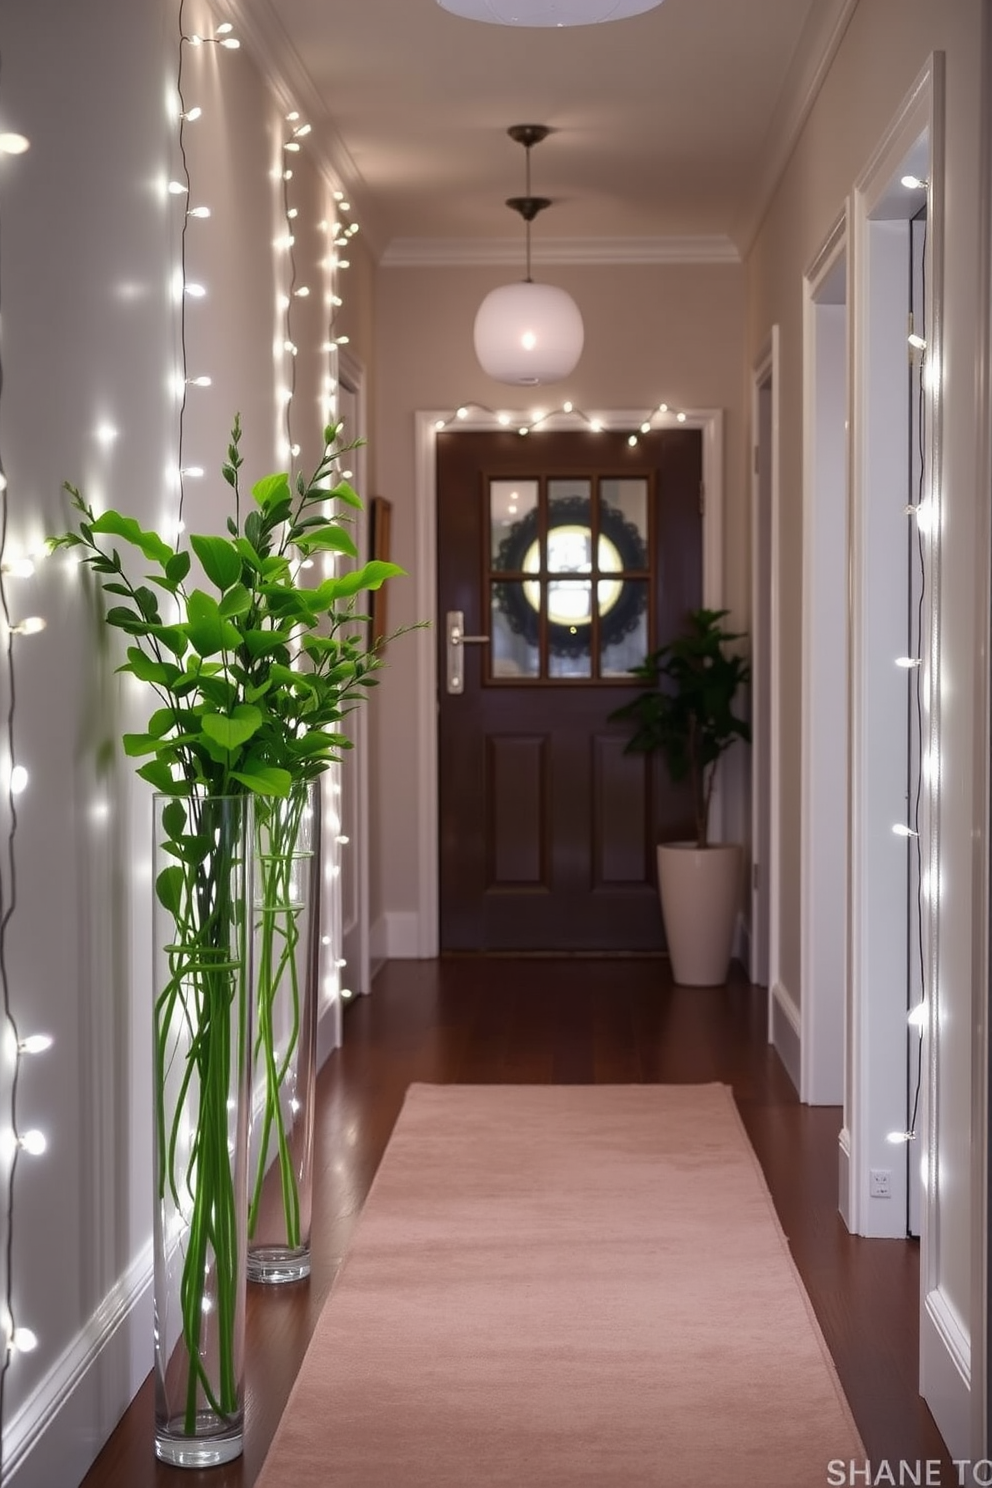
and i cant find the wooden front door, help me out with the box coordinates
[437,427,703,951]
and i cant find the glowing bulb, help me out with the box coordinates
[336,835,350,845]
[285,141,301,153]
[216,21,234,33]
[94,423,118,447]
[456,407,468,420]
[1,557,35,579]
[658,402,668,413]
[335,334,350,345]
[19,1129,46,1156]
[293,124,312,138]
[183,107,202,122]
[434,419,446,431]
[908,1003,927,1030]
[641,422,651,434]
[185,282,207,298]
[188,206,211,219]
[908,333,927,350]
[0,133,30,157]
[562,401,573,413]
[676,411,687,423]
[887,1130,916,1144]
[518,426,529,437]
[220,37,240,49]
[590,420,602,433]
[901,175,927,190]
[19,1035,52,1055]
[497,413,511,426]
[627,434,638,447]
[293,285,311,297]
[181,466,204,479]
[286,110,300,122]
[12,616,45,636]
[287,207,299,219]
[892,824,919,838]
[895,657,921,668]
[9,765,28,795]
[333,190,344,202]
[11,1328,38,1353]
[188,375,212,387]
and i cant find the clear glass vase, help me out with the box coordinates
[247,779,320,1283]
[152,792,252,1468]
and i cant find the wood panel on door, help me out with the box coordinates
[438,428,702,951]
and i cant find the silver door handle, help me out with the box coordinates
[446,609,490,693]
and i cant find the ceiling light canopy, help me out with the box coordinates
[438,0,664,24]
[473,125,584,386]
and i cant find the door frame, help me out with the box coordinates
[751,332,783,1046]
[412,407,725,958]
[801,217,848,1109]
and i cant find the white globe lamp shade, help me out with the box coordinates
[474,280,584,385]
[438,0,664,24]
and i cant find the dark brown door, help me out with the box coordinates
[437,427,702,951]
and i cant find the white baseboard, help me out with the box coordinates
[770,980,801,1095]
[316,998,342,1069]
[838,1125,853,1232]
[5,1244,153,1488]
[370,911,421,962]
[921,1286,972,1464]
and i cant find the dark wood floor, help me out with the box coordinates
[80,957,952,1487]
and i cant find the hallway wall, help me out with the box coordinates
[744,0,990,1458]
[0,3,361,1482]
[371,258,749,942]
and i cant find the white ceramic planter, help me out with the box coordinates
[656,842,742,986]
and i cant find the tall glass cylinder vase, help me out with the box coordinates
[152,792,252,1468]
[248,779,320,1284]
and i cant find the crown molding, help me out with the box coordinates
[224,0,386,257]
[380,234,741,268]
[732,0,860,256]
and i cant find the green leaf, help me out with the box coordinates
[186,589,241,657]
[161,799,187,840]
[190,534,243,592]
[133,586,161,622]
[252,473,291,510]
[89,511,174,566]
[155,865,186,917]
[121,648,178,685]
[230,762,293,796]
[166,550,191,584]
[233,537,262,570]
[218,582,251,619]
[294,527,359,560]
[200,705,263,752]
[105,606,151,636]
[328,479,362,510]
[147,624,187,658]
[137,759,180,792]
[122,733,164,757]
[243,628,290,659]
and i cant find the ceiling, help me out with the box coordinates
[235,0,855,261]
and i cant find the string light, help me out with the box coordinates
[430,396,695,440]
[0,91,48,1474]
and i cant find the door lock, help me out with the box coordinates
[446,609,490,694]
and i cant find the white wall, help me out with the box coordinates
[745,0,989,1458]
[0,3,351,1482]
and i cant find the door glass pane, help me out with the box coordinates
[547,524,592,575]
[491,582,539,678]
[600,580,649,676]
[548,579,592,679]
[490,480,538,569]
[600,479,648,568]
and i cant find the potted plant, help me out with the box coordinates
[608,606,750,985]
[53,416,402,1465]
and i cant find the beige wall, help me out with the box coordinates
[371,259,747,927]
[746,0,988,1449]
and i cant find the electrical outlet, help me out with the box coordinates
[869,1168,892,1198]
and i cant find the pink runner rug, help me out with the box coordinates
[256,1083,864,1486]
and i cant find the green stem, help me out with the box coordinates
[248,788,309,1249]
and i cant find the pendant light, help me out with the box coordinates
[473,125,584,386]
[438,0,665,23]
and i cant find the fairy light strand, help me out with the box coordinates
[431,398,691,440]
